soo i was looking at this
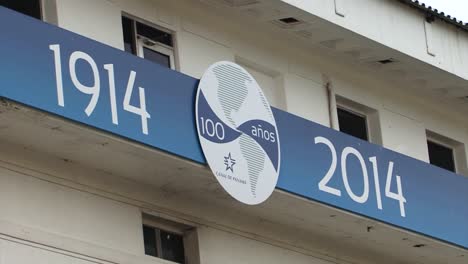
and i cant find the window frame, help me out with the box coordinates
[426,130,466,174]
[335,96,382,145]
[427,139,456,172]
[137,37,176,69]
[122,13,178,70]
[336,105,370,141]
[38,0,44,20]
[142,213,199,264]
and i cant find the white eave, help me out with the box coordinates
[279,0,468,80]
[199,0,468,118]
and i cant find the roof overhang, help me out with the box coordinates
[199,0,468,115]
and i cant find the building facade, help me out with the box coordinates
[0,0,467,264]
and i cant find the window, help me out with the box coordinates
[337,107,368,141]
[427,140,455,172]
[335,96,382,144]
[142,214,199,264]
[122,16,175,69]
[144,225,185,263]
[426,131,467,174]
[0,0,42,19]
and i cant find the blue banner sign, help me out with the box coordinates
[0,8,467,248]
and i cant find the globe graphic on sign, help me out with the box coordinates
[196,61,280,205]
[214,65,267,197]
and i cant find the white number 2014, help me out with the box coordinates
[49,44,150,135]
[314,136,406,217]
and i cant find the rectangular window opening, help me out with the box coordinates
[335,96,382,145]
[427,140,456,172]
[0,0,42,19]
[337,107,369,141]
[426,130,468,175]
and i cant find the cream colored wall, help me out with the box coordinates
[54,0,124,49]
[0,165,145,264]
[281,0,468,81]
[0,166,144,256]
[0,237,113,264]
[197,227,331,264]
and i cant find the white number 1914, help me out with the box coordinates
[49,44,150,135]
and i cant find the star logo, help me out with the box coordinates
[224,152,236,173]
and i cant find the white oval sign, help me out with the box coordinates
[195,61,281,205]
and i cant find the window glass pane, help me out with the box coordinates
[427,141,455,172]
[0,0,41,19]
[122,16,136,54]
[143,225,158,257]
[143,47,171,68]
[337,108,368,141]
[137,22,173,47]
[160,230,185,264]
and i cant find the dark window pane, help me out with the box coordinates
[337,108,368,141]
[427,141,455,172]
[160,230,185,264]
[143,47,170,68]
[137,22,173,47]
[0,0,41,19]
[122,16,136,54]
[143,225,157,257]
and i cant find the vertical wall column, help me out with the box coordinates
[54,0,124,49]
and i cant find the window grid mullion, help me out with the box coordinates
[155,228,163,258]
[131,19,138,56]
